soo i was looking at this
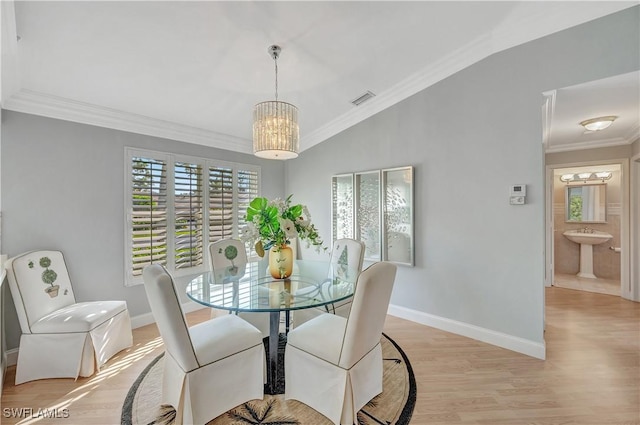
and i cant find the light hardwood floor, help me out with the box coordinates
[1,287,639,425]
[554,272,620,297]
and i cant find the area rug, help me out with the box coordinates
[122,333,416,425]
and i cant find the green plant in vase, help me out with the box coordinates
[241,195,326,278]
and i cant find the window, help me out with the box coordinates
[174,162,204,270]
[125,148,260,285]
[130,156,168,278]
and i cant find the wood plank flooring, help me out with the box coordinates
[1,287,638,424]
[554,272,620,296]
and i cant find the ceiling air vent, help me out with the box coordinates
[351,91,376,106]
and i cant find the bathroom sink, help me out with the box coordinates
[563,230,612,279]
[563,230,612,245]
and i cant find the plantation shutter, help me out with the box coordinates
[209,166,234,242]
[131,157,168,276]
[174,162,204,269]
[237,169,259,230]
[126,148,261,285]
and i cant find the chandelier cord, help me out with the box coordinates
[274,56,279,101]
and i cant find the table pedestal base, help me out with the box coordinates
[265,312,289,395]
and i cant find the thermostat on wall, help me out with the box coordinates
[510,184,526,196]
[510,184,526,205]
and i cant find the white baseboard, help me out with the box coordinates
[6,302,545,367]
[387,303,546,360]
[5,301,209,367]
[6,348,18,367]
[130,300,206,329]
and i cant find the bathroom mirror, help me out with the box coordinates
[565,184,607,223]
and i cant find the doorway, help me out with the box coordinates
[550,164,622,296]
[545,160,631,299]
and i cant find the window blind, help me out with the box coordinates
[209,166,234,242]
[126,148,260,285]
[237,169,259,228]
[174,162,204,269]
[130,157,168,276]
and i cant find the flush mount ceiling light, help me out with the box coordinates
[579,116,617,132]
[559,171,612,183]
[253,45,299,160]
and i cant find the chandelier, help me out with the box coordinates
[253,45,299,160]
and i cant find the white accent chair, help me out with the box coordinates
[5,250,133,385]
[285,261,397,425]
[208,239,270,337]
[142,264,264,425]
[293,238,365,327]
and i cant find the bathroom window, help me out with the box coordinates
[565,184,607,223]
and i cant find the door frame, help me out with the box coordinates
[544,158,633,300]
[630,153,640,301]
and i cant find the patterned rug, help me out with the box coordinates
[121,333,415,425]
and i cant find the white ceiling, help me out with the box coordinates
[545,71,639,153]
[1,1,638,155]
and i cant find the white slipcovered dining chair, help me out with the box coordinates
[208,239,270,337]
[293,238,365,327]
[142,264,264,425]
[5,250,133,385]
[285,261,397,425]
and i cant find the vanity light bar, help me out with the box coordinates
[559,171,612,183]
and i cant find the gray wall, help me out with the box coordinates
[1,7,638,355]
[287,7,639,346]
[633,138,640,156]
[1,111,284,349]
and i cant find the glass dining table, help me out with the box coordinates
[185,259,358,394]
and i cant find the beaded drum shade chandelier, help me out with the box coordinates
[253,45,299,160]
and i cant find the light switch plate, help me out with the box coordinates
[510,196,525,205]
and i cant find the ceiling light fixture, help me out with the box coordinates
[579,116,617,132]
[253,45,299,160]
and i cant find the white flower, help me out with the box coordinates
[240,223,260,243]
[278,218,298,239]
[296,216,310,228]
[270,197,287,213]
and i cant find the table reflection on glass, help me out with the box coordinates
[186,259,358,394]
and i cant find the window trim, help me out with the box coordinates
[124,147,260,286]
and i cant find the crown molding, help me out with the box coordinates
[3,3,635,154]
[545,136,632,154]
[545,123,639,153]
[2,89,253,154]
[301,35,492,151]
[301,3,637,151]
[624,123,640,143]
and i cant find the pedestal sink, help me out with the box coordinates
[563,230,612,279]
